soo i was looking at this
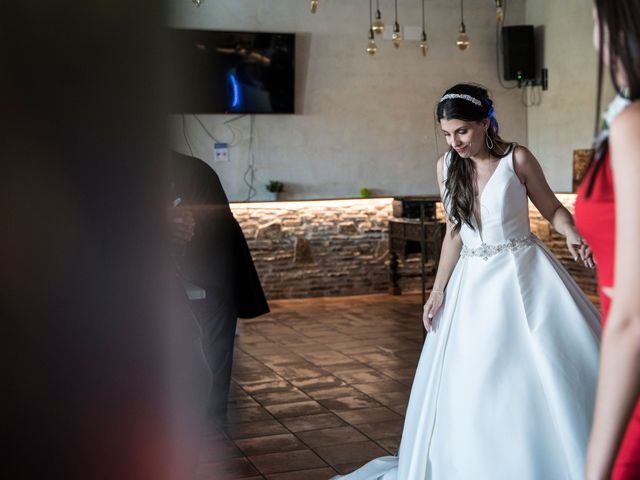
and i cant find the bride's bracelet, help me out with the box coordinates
[431,289,444,295]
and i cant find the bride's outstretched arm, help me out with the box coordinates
[513,146,595,268]
[423,156,463,331]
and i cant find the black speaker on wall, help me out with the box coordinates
[502,25,535,81]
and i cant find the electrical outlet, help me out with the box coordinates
[214,142,229,162]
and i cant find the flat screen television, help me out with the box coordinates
[168,29,295,114]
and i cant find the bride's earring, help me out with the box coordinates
[485,129,494,150]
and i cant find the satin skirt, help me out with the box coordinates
[333,240,601,480]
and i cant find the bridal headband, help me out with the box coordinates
[439,93,482,107]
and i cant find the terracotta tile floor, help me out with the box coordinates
[198,293,424,479]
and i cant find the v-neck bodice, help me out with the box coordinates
[443,145,531,247]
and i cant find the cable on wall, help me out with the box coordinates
[243,114,257,202]
[193,114,221,143]
[182,114,194,156]
[521,80,542,107]
[182,113,257,200]
[223,114,247,146]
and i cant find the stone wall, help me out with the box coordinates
[231,195,599,305]
[231,199,392,299]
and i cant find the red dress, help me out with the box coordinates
[575,151,640,479]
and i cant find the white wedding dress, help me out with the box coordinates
[334,147,601,480]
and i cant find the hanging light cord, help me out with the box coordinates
[422,0,425,31]
[500,0,508,29]
[496,0,518,89]
[370,0,373,27]
[394,0,398,23]
[460,0,464,25]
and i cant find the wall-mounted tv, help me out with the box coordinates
[168,29,295,114]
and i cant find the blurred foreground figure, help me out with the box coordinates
[2,2,200,479]
[579,2,640,478]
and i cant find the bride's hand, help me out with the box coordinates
[566,230,595,269]
[423,290,444,332]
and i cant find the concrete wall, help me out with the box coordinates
[167,0,528,201]
[525,0,615,192]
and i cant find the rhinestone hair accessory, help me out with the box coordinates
[439,93,482,107]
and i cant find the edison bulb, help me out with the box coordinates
[310,0,319,14]
[372,10,384,35]
[419,32,428,57]
[373,19,385,35]
[391,33,401,48]
[392,22,402,48]
[192,0,202,6]
[366,29,377,55]
[456,24,470,50]
[456,33,470,50]
[366,39,378,55]
[495,1,504,22]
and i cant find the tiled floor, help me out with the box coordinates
[199,293,424,480]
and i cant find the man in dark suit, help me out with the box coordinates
[169,150,269,421]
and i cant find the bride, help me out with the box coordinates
[333,84,601,480]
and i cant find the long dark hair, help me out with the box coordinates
[587,0,640,196]
[437,83,510,233]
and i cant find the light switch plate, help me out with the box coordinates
[214,142,229,162]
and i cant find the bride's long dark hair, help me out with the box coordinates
[586,0,640,196]
[437,84,510,233]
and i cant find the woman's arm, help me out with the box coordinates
[513,146,593,267]
[585,103,640,480]
[431,221,463,293]
[423,155,463,330]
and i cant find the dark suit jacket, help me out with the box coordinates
[169,151,269,319]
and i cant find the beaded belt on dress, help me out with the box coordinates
[460,233,536,260]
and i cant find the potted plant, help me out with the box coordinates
[266,180,284,201]
[359,187,371,198]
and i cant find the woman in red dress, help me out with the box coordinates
[576,2,640,479]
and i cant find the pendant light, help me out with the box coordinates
[310,0,319,14]
[419,0,428,57]
[366,0,378,55]
[456,0,470,51]
[372,0,385,35]
[392,0,402,49]
[495,0,504,23]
